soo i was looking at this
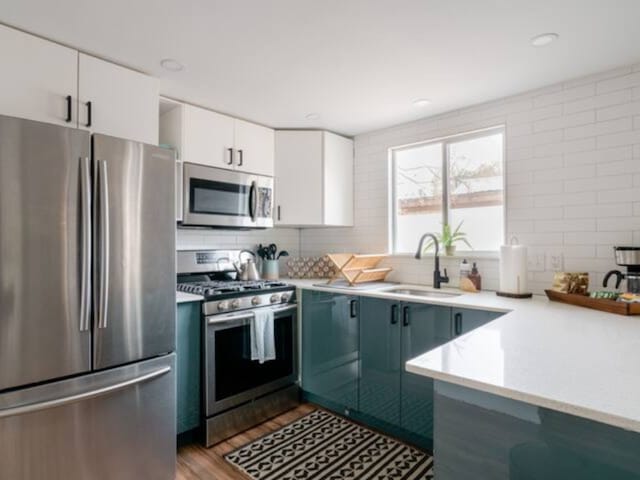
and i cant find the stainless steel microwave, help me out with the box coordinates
[181,163,273,228]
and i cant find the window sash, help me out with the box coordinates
[391,126,505,254]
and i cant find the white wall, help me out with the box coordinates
[301,63,640,293]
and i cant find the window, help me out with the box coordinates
[391,127,504,254]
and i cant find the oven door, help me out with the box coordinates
[205,304,297,416]
[182,162,273,228]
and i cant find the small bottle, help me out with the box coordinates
[469,262,482,291]
[459,259,471,283]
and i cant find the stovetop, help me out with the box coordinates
[177,279,292,298]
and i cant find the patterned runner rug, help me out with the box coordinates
[225,409,434,480]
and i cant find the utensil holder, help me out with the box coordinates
[262,259,279,280]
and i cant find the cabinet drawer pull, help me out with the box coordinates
[237,149,244,167]
[402,306,410,327]
[277,205,281,221]
[454,312,462,335]
[227,148,234,165]
[390,304,399,325]
[65,95,72,123]
[349,299,358,318]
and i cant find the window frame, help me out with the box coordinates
[390,125,506,255]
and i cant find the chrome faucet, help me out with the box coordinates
[415,233,449,289]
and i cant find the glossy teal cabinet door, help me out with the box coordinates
[435,381,640,479]
[452,307,503,336]
[359,297,402,425]
[400,303,452,440]
[301,291,359,411]
[176,301,201,434]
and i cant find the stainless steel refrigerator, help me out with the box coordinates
[0,115,177,479]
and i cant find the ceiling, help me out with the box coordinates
[3,0,640,136]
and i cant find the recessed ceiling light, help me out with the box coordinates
[305,113,319,120]
[160,58,184,72]
[530,33,559,47]
[412,98,431,107]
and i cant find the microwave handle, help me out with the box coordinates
[249,181,257,221]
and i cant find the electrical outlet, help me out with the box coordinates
[527,253,545,272]
[547,253,564,272]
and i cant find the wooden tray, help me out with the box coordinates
[326,253,392,286]
[545,290,640,315]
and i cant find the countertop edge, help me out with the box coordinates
[405,361,640,434]
[176,292,205,304]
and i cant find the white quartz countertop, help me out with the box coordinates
[176,291,204,304]
[288,278,640,433]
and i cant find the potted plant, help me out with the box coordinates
[423,221,472,256]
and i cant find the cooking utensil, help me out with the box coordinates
[277,250,289,259]
[268,244,277,260]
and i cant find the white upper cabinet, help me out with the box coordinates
[234,119,275,176]
[275,130,354,227]
[183,104,235,169]
[0,24,77,127]
[78,53,159,145]
[159,101,274,176]
[0,25,159,144]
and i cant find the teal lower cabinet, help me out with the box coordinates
[360,297,452,449]
[176,301,201,435]
[359,298,401,425]
[434,381,640,479]
[301,290,359,413]
[452,307,503,336]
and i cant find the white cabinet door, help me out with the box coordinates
[274,131,323,226]
[0,25,77,126]
[323,132,354,226]
[78,53,159,145]
[234,119,275,176]
[182,104,235,169]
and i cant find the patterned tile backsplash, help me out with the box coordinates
[286,256,337,279]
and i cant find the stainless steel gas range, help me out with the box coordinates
[177,250,300,446]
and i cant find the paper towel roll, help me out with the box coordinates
[500,244,529,294]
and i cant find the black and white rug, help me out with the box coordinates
[225,409,434,480]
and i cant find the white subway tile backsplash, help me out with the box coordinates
[564,89,632,114]
[596,72,640,94]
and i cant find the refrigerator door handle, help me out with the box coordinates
[97,159,110,329]
[79,157,92,332]
[0,366,171,420]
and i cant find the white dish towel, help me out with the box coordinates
[250,309,276,364]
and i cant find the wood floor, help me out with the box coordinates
[176,403,316,480]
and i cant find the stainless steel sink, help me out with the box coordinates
[386,288,461,298]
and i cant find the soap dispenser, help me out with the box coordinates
[469,262,482,291]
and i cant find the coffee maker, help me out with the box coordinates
[603,246,640,293]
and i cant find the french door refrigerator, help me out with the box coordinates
[0,115,176,480]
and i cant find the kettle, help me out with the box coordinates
[235,250,261,281]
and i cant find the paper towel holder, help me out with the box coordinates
[496,237,533,299]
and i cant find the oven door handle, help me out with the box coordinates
[207,304,297,325]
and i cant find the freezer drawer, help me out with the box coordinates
[0,354,176,480]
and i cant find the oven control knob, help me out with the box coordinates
[217,301,229,312]
[230,299,240,309]
[270,294,280,304]
[281,293,290,303]
[251,296,262,306]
